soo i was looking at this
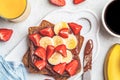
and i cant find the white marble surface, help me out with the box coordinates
[1,0,120,80]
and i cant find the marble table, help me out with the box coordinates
[1,0,119,80]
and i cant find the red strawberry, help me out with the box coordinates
[53,63,66,75]
[34,60,46,70]
[0,28,13,41]
[59,28,69,38]
[46,45,55,59]
[73,0,85,4]
[68,22,82,35]
[55,44,67,57]
[65,60,79,76]
[50,0,66,6]
[39,27,54,37]
[34,47,46,60]
[29,33,41,46]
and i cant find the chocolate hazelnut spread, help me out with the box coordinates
[83,39,93,72]
[22,20,84,80]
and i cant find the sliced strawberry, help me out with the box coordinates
[55,44,67,57]
[0,28,13,41]
[53,63,66,75]
[59,28,69,38]
[73,0,85,4]
[34,47,46,60]
[65,60,78,76]
[34,60,46,70]
[39,27,54,37]
[46,45,55,59]
[50,0,66,6]
[29,33,41,46]
[68,22,82,35]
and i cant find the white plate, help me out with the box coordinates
[5,9,100,80]
[41,9,100,80]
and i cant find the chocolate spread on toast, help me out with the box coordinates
[22,20,84,80]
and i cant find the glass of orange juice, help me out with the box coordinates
[0,0,30,22]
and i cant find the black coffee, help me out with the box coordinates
[105,0,120,35]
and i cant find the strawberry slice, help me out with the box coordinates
[68,22,82,35]
[53,63,66,75]
[34,47,46,60]
[39,27,54,37]
[66,60,79,76]
[46,45,55,59]
[50,0,66,6]
[29,33,41,46]
[59,28,69,38]
[73,0,85,4]
[34,60,46,70]
[55,44,67,57]
[0,28,13,41]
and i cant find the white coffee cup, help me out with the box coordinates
[102,0,120,37]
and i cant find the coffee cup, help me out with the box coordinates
[0,0,31,22]
[102,0,120,37]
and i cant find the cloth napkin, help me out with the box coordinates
[0,56,26,80]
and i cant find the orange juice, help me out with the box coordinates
[0,0,27,19]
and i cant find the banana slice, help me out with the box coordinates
[53,36,65,47]
[39,37,53,48]
[65,34,78,49]
[61,50,73,63]
[48,52,62,65]
[54,21,69,34]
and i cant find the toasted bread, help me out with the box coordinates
[22,20,84,80]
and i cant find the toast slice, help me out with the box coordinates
[22,20,84,80]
